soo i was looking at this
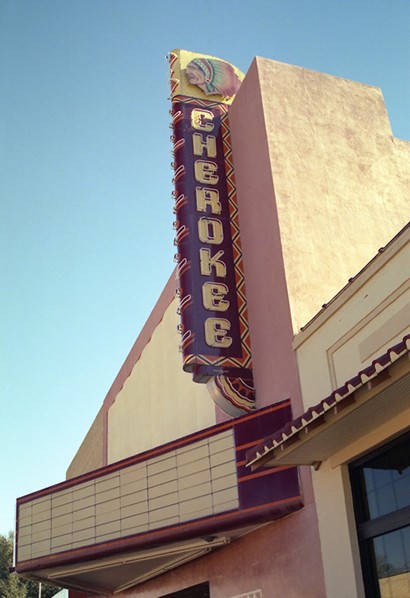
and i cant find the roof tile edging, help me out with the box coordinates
[247,334,410,465]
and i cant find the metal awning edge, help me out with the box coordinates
[247,334,410,468]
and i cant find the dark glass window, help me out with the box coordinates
[350,432,410,598]
[160,582,210,598]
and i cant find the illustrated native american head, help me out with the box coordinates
[185,57,241,98]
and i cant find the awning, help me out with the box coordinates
[16,402,302,594]
[247,335,410,469]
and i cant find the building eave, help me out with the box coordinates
[247,335,410,469]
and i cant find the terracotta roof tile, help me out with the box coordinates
[247,334,410,466]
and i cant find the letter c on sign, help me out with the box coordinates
[191,108,215,132]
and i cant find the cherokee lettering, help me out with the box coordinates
[199,248,226,277]
[192,133,217,158]
[204,318,232,348]
[196,187,222,214]
[202,283,230,311]
[198,217,224,244]
[194,160,219,185]
[191,108,215,132]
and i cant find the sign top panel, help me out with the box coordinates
[169,49,244,104]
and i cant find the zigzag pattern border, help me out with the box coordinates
[173,95,252,369]
[171,94,252,373]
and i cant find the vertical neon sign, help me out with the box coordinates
[169,50,255,414]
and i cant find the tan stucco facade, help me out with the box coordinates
[107,297,216,464]
[66,408,105,479]
[293,226,409,598]
[295,226,410,407]
[311,405,410,598]
[236,57,409,333]
[66,278,216,479]
[229,57,409,411]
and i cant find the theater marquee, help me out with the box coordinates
[169,49,254,413]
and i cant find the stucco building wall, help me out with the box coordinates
[295,225,409,410]
[107,297,216,464]
[312,401,410,598]
[229,57,409,412]
[116,504,324,598]
[67,274,216,478]
[66,408,105,479]
[292,226,409,598]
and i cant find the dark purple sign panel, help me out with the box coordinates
[171,99,253,382]
[173,102,241,353]
[235,401,301,513]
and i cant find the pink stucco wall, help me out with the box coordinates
[228,59,304,417]
[70,501,324,598]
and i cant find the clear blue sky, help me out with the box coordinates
[1,0,409,535]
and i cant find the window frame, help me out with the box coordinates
[349,431,410,598]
